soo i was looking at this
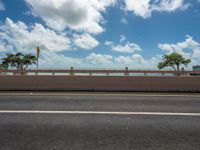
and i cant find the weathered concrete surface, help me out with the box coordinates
[0,75,199,92]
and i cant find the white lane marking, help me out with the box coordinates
[0,110,200,116]
[0,93,200,98]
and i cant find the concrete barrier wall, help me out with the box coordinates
[0,75,199,92]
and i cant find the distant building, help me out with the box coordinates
[193,65,200,71]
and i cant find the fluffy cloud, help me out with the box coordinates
[111,42,142,53]
[73,33,99,50]
[39,51,83,69]
[25,0,116,34]
[0,41,6,51]
[0,18,71,53]
[86,53,113,65]
[105,35,142,53]
[115,54,161,69]
[36,35,200,69]
[115,54,156,67]
[152,0,190,12]
[115,56,134,65]
[158,35,200,66]
[105,36,142,53]
[0,40,13,52]
[0,0,5,11]
[158,35,199,54]
[85,53,159,68]
[124,0,190,18]
[105,41,114,46]
[36,52,160,69]
[125,0,151,18]
[34,52,112,69]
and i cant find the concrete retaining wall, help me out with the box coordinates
[0,75,199,92]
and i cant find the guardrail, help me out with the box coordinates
[0,68,200,76]
[0,68,200,91]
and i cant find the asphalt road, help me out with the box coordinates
[0,93,200,150]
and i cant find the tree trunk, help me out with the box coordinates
[177,64,180,72]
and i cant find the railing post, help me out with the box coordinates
[125,67,129,76]
[180,67,189,76]
[70,67,74,76]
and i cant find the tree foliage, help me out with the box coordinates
[0,52,37,70]
[158,53,191,71]
[0,62,8,70]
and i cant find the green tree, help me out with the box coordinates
[0,63,8,70]
[158,53,191,71]
[0,52,37,71]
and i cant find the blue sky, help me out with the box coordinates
[0,0,200,69]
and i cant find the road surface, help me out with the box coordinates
[0,93,200,150]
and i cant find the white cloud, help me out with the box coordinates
[105,35,142,53]
[105,40,142,53]
[105,41,114,46]
[132,54,145,63]
[39,51,83,69]
[124,0,190,18]
[0,0,5,11]
[37,52,114,69]
[37,52,159,69]
[115,54,161,68]
[158,35,199,55]
[0,18,71,53]
[120,35,127,43]
[125,0,152,18]
[0,40,13,52]
[115,56,134,65]
[121,18,128,24]
[25,0,116,34]
[152,0,190,12]
[112,42,142,53]
[85,53,159,69]
[0,41,6,52]
[86,53,113,65]
[73,33,99,50]
[158,43,174,54]
[158,35,200,66]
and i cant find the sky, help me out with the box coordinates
[0,0,200,69]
